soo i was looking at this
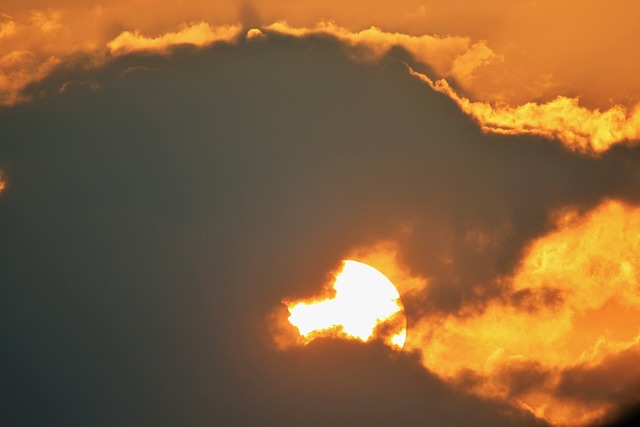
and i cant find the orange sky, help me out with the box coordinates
[3,1,640,153]
[3,0,640,107]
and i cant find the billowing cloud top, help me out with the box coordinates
[3,2,640,153]
[2,2,640,426]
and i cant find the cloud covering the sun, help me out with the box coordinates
[2,34,563,425]
[2,2,640,427]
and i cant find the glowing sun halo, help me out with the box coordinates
[285,260,407,350]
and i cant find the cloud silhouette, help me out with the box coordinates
[1,31,639,426]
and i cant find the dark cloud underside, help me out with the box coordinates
[1,34,639,425]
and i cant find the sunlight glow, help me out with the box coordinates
[286,260,406,349]
[408,200,640,426]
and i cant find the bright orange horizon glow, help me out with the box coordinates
[285,260,407,350]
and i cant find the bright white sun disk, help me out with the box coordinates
[287,260,406,349]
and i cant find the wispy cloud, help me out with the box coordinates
[408,68,640,154]
[107,23,243,56]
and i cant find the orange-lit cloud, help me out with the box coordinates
[245,28,266,41]
[273,200,640,425]
[3,0,640,109]
[0,51,62,105]
[107,23,243,56]
[2,2,640,158]
[0,8,106,105]
[408,68,640,153]
[1,11,66,104]
[266,21,499,83]
[4,10,639,155]
[262,22,640,154]
[405,200,640,426]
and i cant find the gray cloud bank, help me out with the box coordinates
[1,33,639,425]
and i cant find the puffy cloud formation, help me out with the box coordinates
[407,201,640,425]
[0,11,67,105]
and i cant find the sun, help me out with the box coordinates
[285,260,407,350]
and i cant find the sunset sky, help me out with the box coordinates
[2,1,640,426]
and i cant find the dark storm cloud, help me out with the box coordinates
[555,346,640,406]
[1,32,639,425]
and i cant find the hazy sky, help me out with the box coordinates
[2,2,640,426]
